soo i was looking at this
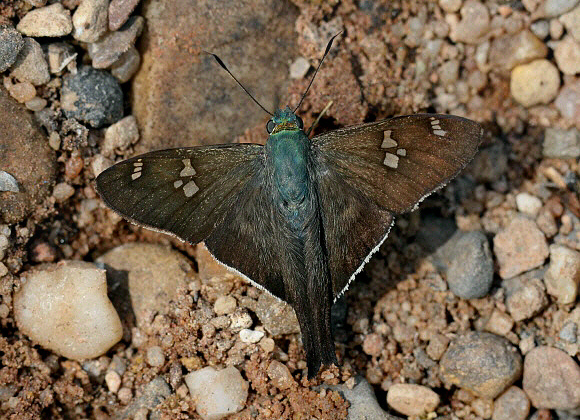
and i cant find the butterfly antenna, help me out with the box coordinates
[293,31,342,113]
[205,51,274,116]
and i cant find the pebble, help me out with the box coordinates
[540,0,580,17]
[440,331,523,398]
[555,79,580,122]
[267,360,295,389]
[111,45,141,83]
[505,277,548,321]
[239,328,264,344]
[10,38,50,86]
[146,346,165,367]
[439,0,462,13]
[6,81,35,103]
[0,25,24,72]
[551,18,565,39]
[560,5,580,41]
[322,377,392,419]
[185,366,249,420]
[493,217,549,279]
[117,387,133,405]
[554,35,580,74]
[228,309,253,331]
[543,244,580,304]
[559,321,578,342]
[0,234,9,260]
[259,337,275,353]
[47,43,77,74]
[449,0,490,44]
[25,96,46,111]
[255,293,300,336]
[289,57,310,79]
[91,154,113,177]
[362,333,384,357]
[492,386,530,420]
[96,243,193,329]
[531,19,550,39]
[102,115,139,157]
[544,127,580,158]
[523,346,580,409]
[52,182,75,202]
[426,333,450,360]
[485,309,514,336]
[109,0,141,31]
[489,29,548,71]
[439,230,494,299]
[16,3,73,37]
[0,262,8,277]
[0,171,19,193]
[510,59,560,107]
[214,295,237,315]
[119,377,170,417]
[88,16,144,69]
[61,66,123,128]
[13,261,123,360]
[72,0,109,42]
[515,192,543,217]
[386,384,440,416]
[439,60,460,86]
[105,370,121,393]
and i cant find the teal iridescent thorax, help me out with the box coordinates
[269,107,304,134]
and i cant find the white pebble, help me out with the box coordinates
[146,346,165,367]
[239,329,264,344]
[105,370,121,393]
[214,295,237,315]
[515,192,543,216]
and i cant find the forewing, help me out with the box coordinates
[313,114,482,214]
[96,144,263,244]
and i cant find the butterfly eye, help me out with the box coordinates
[296,116,304,130]
[266,120,276,134]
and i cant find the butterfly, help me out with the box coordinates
[96,35,483,378]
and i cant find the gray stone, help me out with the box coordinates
[88,16,144,69]
[0,171,19,192]
[554,35,580,74]
[510,59,560,107]
[61,66,123,128]
[0,86,56,224]
[386,384,440,416]
[543,127,580,158]
[16,3,72,37]
[109,0,141,31]
[438,230,494,299]
[505,275,549,322]
[110,45,140,83]
[544,244,580,304]
[255,292,299,336]
[0,25,24,72]
[530,19,550,39]
[119,377,171,418]
[10,38,50,86]
[72,0,109,42]
[471,143,509,183]
[440,332,523,399]
[559,321,578,343]
[489,29,548,71]
[492,386,530,420]
[523,346,580,409]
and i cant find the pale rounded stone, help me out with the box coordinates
[146,346,165,367]
[387,384,440,416]
[105,370,121,393]
[239,328,264,344]
[102,115,139,157]
[214,295,237,316]
[289,57,310,79]
[544,244,580,304]
[510,59,560,107]
[72,0,109,42]
[52,182,75,202]
[6,81,35,103]
[560,4,580,41]
[492,386,530,420]
[515,192,542,216]
[10,38,50,86]
[14,261,123,360]
[267,360,295,390]
[554,35,580,74]
[16,3,73,37]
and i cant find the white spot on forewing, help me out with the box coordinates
[396,148,406,156]
[174,180,183,189]
[134,162,143,167]
[180,159,196,177]
[383,152,399,168]
[381,130,397,148]
[182,180,199,197]
[430,118,440,125]
[433,129,447,137]
[131,172,141,180]
[432,124,442,130]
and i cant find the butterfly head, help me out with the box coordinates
[266,107,304,135]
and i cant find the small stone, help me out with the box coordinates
[559,321,578,343]
[105,370,121,393]
[13,261,123,359]
[439,60,460,86]
[439,0,462,13]
[450,0,490,44]
[102,115,139,157]
[146,346,165,367]
[109,0,141,31]
[506,277,548,321]
[72,0,109,42]
[472,398,493,418]
[0,25,24,72]
[531,19,550,39]
[214,295,237,316]
[544,244,580,304]
[560,4,580,41]
[0,262,8,277]
[510,59,560,107]
[551,18,565,38]
[185,366,249,420]
[267,360,295,390]
[239,329,264,344]
[555,79,580,122]
[439,230,494,299]
[493,217,549,279]
[25,96,46,111]
[362,333,384,357]
[255,293,300,336]
[117,387,133,405]
[543,128,580,158]
[91,154,112,177]
[0,234,10,260]
[492,386,530,420]
[47,43,77,74]
[111,46,140,83]
[88,16,144,69]
[10,38,50,86]
[540,0,580,17]
[485,309,514,336]
[426,333,450,360]
[440,331,523,399]
[229,309,253,331]
[323,377,391,418]
[523,346,580,409]
[387,384,440,416]
[489,30,548,71]
[61,66,123,128]
[52,182,75,202]
[48,132,61,150]
[5,81,35,103]
[16,3,73,37]
[289,57,310,79]
[536,208,558,238]
[515,192,543,217]
[259,337,275,353]
[119,377,170,417]
[554,35,580,74]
